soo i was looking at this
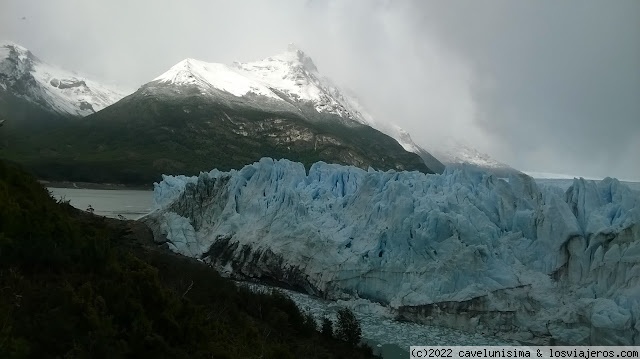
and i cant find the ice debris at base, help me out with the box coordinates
[143,158,640,345]
[237,281,519,350]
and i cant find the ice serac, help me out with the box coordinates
[0,41,128,117]
[144,164,639,344]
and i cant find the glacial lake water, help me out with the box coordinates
[47,187,154,220]
[45,177,640,357]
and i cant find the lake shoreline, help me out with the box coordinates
[41,179,153,191]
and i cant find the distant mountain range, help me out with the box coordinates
[429,138,522,177]
[0,41,519,183]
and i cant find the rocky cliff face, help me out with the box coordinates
[143,158,640,345]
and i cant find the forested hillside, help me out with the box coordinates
[0,159,376,358]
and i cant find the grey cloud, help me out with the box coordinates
[1,0,638,180]
[413,0,640,179]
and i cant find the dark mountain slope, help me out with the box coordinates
[1,84,431,184]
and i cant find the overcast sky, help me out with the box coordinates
[2,0,639,180]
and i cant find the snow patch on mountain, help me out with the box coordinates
[144,158,640,345]
[429,138,517,176]
[388,125,422,154]
[0,41,128,116]
[31,62,126,115]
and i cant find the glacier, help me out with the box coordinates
[142,158,640,345]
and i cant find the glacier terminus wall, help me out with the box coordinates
[142,158,640,345]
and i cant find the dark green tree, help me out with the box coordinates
[301,311,317,335]
[321,317,333,339]
[335,308,361,345]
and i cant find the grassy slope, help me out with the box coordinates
[0,159,377,358]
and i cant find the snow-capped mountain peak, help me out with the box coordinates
[232,45,361,121]
[270,43,319,73]
[153,58,281,100]
[0,41,33,63]
[148,44,444,170]
[0,41,128,117]
[151,44,373,126]
[0,42,37,85]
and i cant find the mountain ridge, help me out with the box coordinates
[0,41,519,177]
[149,45,450,174]
[151,45,381,128]
[0,41,128,117]
[0,42,533,183]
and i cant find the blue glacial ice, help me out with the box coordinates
[142,158,640,345]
